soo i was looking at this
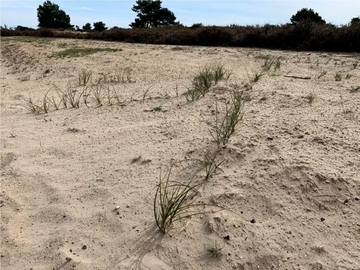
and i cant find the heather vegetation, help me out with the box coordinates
[1,1,359,52]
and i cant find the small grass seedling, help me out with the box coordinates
[262,56,282,71]
[78,68,92,86]
[212,63,231,84]
[206,241,223,260]
[24,96,44,114]
[152,106,163,112]
[201,149,224,181]
[304,93,316,105]
[350,86,360,93]
[252,72,263,83]
[335,73,342,81]
[244,70,263,90]
[142,84,154,101]
[211,88,245,146]
[317,70,327,79]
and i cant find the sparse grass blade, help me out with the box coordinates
[212,63,231,84]
[335,72,342,81]
[206,241,223,260]
[24,96,43,114]
[65,83,86,108]
[317,70,327,79]
[154,166,201,234]
[186,63,231,102]
[41,89,51,113]
[253,72,263,83]
[262,56,282,71]
[211,87,245,146]
[78,68,92,86]
[90,84,105,106]
[350,86,360,93]
[201,149,224,181]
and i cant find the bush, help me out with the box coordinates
[2,24,360,53]
[38,28,55,37]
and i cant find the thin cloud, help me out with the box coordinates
[73,7,95,11]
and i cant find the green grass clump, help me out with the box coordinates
[154,166,201,234]
[206,241,223,260]
[211,88,245,146]
[252,72,263,83]
[185,63,230,102]
[201,149,224,181]
[54,47,121,58]
[262,56,282,71]
[350,86,360,93]
[335,72,342,81]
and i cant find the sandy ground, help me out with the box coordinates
[1,37,360,270]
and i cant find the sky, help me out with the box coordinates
[1,0,359,29]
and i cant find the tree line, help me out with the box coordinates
[36,0,179,31]
[32,0,360,31]
[2,0,359,52]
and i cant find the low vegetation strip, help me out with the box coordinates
[53,47,121,58]
[1,23,360,52]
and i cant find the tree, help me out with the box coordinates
[350,16,360,26]
[93,21,107,32]
[130,0,178,28]
[37,1,72,29]
[82,23,92,31]
[290,8,326,25]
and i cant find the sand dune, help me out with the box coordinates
[1,37,359,270]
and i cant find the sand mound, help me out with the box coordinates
[1,37,359,269]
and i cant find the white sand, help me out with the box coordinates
[1,37,359,270]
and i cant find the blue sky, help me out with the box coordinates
[1,1,359,29]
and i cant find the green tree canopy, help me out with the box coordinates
[93,21,107,32]
[130,0,178,28]
[37,0,72,29]
[290,8,326,25]
[350,16,360,26]
[82,23,92,31]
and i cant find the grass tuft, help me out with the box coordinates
[262,56,282,71]
[206,241,223,260]
[201,149,224,181]
[185,63,230,102]
[335,72,342,81]
[211,87,245,146]
[154,165,201,234]
[350,86,360,93]
[78,68,92,86]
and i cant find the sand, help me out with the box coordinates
[1,37,359,270]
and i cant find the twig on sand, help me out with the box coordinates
[284,75,311,80]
